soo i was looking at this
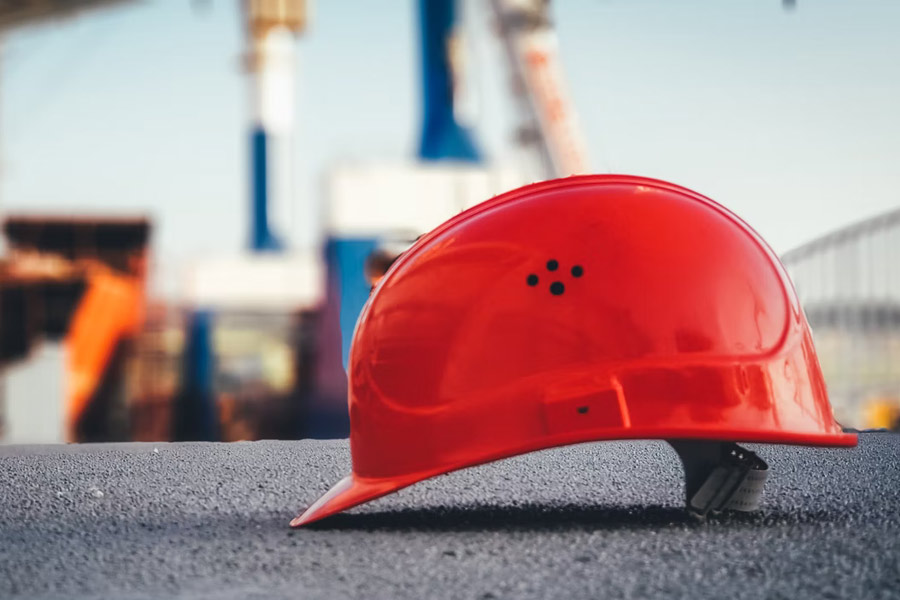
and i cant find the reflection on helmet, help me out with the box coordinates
[292,175,856,528]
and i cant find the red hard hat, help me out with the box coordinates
[292,175,856,527]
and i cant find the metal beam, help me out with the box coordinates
[0,0,133,32]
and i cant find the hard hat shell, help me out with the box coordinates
[292,174,856,527]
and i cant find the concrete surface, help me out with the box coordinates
[0,434,898,600]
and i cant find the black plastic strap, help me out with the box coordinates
[668,441,769,517]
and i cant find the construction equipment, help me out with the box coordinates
[0,217,149,442]
[489,0,590,178]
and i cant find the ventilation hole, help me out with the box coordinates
[571,265,584,278]
[546,259,559,271]
[577,406,589,415]
[526,274,539,286]
[550,281,565,295]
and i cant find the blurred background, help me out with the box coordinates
[0,0,898,444]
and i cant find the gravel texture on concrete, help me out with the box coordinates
[0,434,898,600]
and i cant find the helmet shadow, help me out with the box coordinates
[306,503,693,532]
[302,502,843,532]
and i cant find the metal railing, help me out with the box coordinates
[783,206,900,429]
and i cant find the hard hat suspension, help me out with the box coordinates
[669,441,770,517]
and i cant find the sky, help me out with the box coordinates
[2,0,899,293]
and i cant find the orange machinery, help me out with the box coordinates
[0,216,150,441]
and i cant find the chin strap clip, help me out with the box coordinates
[668,441,769,517]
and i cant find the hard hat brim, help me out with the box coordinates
[290,473,417,528]
[290,428,856,527]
